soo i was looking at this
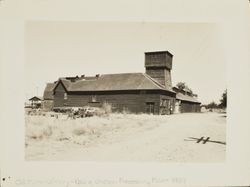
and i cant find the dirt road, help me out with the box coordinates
[26,113,226,162]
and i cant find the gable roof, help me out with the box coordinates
[29,96,43,101]
[43,83,56,99]
[55,73,175,93]
[176,92,201,104]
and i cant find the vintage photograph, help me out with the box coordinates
[24,22,226,162]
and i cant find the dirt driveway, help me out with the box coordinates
[26,112,226,162]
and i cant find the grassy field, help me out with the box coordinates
[25,112,226,162]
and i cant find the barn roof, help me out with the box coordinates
[56,73,175,93]
[176,92,201,104]
[43,83,56,99]
[29,96,43,101]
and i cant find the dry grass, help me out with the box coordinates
[25,113,226,162]
[25,113,162,146]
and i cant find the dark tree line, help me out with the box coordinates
[206,89,227,109]
[219,89,227,108]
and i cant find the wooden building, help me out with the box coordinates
[173,87,201,113]
[28,96,43,109]
[42,83,55,111]
[42,51,201,114]
[52,72,176,114]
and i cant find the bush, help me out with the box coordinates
[94,103,113,117]
[122,107,131,115]
[102,102,112,114]
[73,128,88,136]
[25,112,163,146]
[26,122,53,140]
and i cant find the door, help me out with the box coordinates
[146,102,155,114]
[160,99,171,115]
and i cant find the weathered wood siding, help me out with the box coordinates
[42,100,54,111]
[53,82,202,114]
[53,82,166,114]
[54,82,67,107]
[146,68,172,88]
[145,51,172,69]
[180,101,201,113]
[145,51,173,88]
[159,95,176,115]
[58,93,160,114]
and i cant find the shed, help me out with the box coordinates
[28,96,43,108]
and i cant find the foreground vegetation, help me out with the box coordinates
[25,113,163,146]
[25,112,226,162]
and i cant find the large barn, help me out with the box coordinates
[43,51,201,114]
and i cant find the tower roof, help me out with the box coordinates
[145,50,173,57]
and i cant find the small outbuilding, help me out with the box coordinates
[28,96,43,109]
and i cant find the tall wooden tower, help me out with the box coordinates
[145,51,173,89]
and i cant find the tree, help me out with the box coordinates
[176,82,186,90]
[206,101,218,109]
[176,82,193,94]
[219,89,227,108]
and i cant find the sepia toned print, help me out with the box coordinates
[25,22,226,162]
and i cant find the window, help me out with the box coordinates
[160,99,167,107]
[160,99,171,107]
[64,93,67,100]
[146,102,155,114]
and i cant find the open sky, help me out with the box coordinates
[25,22,226,105]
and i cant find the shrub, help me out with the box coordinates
[122,107,131,115]
[26,123,52,140]
[101,102,112,115]
[25,112,163,146]
[73,128,87,136]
